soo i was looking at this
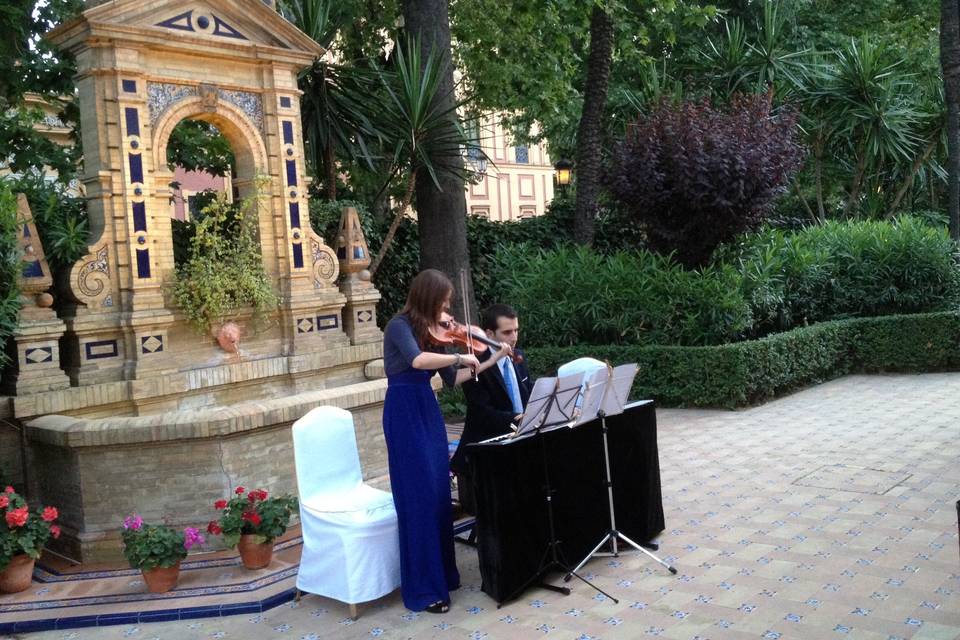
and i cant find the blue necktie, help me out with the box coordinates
[501,359,523,415]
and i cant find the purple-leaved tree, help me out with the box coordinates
[607,93,805,268]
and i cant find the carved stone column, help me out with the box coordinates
[334,206,382,345]
[3,195,71,394]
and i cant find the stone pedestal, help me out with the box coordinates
[3,195,70,395]
[333,206,382,346]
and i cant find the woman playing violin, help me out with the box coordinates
[381,269,512,614]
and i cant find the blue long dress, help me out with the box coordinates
[382,314,460,611]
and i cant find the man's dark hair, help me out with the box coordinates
[481,303,518,332]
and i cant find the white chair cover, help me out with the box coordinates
[557,357,607,378]
[293,406,400,605]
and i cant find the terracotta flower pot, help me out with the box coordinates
[238,534,273,569]
[141,561,181,593]
[0,554,35,593]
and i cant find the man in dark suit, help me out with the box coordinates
[451,303,532,515]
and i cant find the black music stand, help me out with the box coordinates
[562,363,677,580]
[495,373,618,607]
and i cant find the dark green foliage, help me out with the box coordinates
[727,217,960,335]
[437,386,467,421]
[5,174,88,271]
[166,120,235,177]
[0,183,22,372]
[488,245,752,348]
[525,312,960,408]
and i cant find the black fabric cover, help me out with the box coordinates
[465,400,665,603]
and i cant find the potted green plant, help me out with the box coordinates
[170,176,278,346]
[0,486,60,593]
[120,514,204,593]
[207,486,298,569]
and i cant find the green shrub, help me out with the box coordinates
[0,183,22,371]
[488,245,752,347]
[4,173,88,271]
[525,312,960,408]
[728,217,960,335]
[171,181,278,335]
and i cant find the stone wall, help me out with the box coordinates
[29,379,391,563]
[0,397,22,488]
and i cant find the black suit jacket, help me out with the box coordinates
[451,348,532,474]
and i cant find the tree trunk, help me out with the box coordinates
[402,0,476,318]
[941,0,960,239]
[572,6,615,247]
[844,140,868,218]
[813,137,826,220]
[888,138,938,215]
[369,168,418,278]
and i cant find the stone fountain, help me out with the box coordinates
[0,0,390,563]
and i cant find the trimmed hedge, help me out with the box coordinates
[524,312,960,408]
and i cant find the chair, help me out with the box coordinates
[292,406,400,619]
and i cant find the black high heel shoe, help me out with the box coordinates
[425,600,450,614]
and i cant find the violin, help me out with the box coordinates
[428,313,524,365]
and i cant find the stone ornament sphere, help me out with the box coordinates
[358,269,371,282]
[237,534,273,569]
[0,555,35,593]
[36,292,54,308]
[141,561,180,593]
[215,322,241,353]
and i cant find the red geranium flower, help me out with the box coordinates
[206,521,222,535]
[50,525,61,539]
[255,489,268,501]
[3,486,13,494]
[0,495,8,509]
[235,486,245,495]
[42,506,58,522]
[241,511,261,526]
[214,499,227,510]
[5,506,28,528]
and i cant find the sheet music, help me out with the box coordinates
[572,366,609,427]
[478,363,639,443]
[513,376,558,436]
[599,363,638,417]
[514,371,585,436]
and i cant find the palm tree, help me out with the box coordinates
[368,39,481,277]
[573,6,615,247]
[941,0,960,238]
[279,0,379,201]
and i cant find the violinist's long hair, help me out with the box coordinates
[400,269,454,349]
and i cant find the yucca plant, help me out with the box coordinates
[367,37,483,276]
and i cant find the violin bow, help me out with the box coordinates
[459,269,478,381]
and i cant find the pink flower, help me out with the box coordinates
[183,527,205,550]
[122,514,143,530]
[0,495,8,509]
[42,506,58,522]
[50,525,61,539]
[214,499,227,510]
[234,486,245,495]
[5,506,28,528]
[3,486,13,494]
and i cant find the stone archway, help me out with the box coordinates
[11,0,387,563]
[43,0,352,388]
